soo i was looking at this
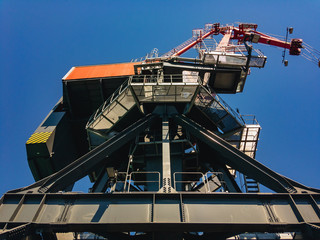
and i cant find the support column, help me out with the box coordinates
[162,116,172,193]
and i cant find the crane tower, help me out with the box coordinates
[1,23,320,240]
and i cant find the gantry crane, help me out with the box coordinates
[1,23,320,240]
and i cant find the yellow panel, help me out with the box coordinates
[26,132,52,144]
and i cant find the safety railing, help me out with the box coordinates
[195,86,245,132]
[116,171,161,193]
[87,74,201,129]
[204,172,225,191]
[114,171,225,193]
[174,172,207,192]
[173,172,224,193]
[203,52,247,66]
[129,74,201,103]
[86,79,129,129]
[240,114,259,125]
[215,94,245,125]
[129,74,201,85]
[161,37,198,57]
[225,114,261,160]
[203,50,266,68]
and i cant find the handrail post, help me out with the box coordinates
[158,172,161,191]
[128,173,132,193]
[201,173,207,193]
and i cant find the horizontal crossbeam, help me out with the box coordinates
[1,192,320,237]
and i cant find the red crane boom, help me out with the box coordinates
[168,23,302,57]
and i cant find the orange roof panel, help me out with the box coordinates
[63,62,140,80]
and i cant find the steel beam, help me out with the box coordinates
[1,192,320,238]
[173,114,320,194]
[9,114,157,194]
[216,165,241,193]
[161,117,172,193]
[91,170,109,193]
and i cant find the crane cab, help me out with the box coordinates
[202,51,266,93]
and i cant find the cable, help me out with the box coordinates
[303,42,320,55]
[303,48,320,62]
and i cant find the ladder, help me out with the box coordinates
[244,175,260,193]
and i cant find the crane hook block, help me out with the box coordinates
[289,38,303,55]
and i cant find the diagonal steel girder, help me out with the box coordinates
[173,114,320,194]
[9,114,157,194]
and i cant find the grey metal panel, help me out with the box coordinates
[184,200,269,223]
[270,199,298,223]
[0,197,20,222]
[37,198,66,223]
[1,193,320,230]
[13,197,42,223]
[154,203,180,223]
[295,200,320,222]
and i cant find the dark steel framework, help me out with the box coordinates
[1,23,320,240]
[2,110,320,239]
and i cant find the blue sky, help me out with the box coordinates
[1,0,319,195]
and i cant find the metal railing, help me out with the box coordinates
[87,74,201,130]
[202,49,266,68]
[116,171,161,192]
[173,172,224,193]
[174,172,207,192]
[240,114,259,125]
[129,74,201,85]
[196,86,245,127]
[86,79,129,129]
[215,94,245,125]
[129,74,201,103]
[161,37,198,57]
[114,171,225,193]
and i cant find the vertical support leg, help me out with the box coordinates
[162,116,172,193]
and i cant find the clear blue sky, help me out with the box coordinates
[1,0,319,195]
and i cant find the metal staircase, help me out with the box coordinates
[240,117,261,192]
[86,80,138,148]
[226,115,261,192]
[194,86,245,135]
[86,74,201,149]
[244,175,260,193]
[161,36,197,57]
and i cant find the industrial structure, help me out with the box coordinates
[1,23,320,240]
